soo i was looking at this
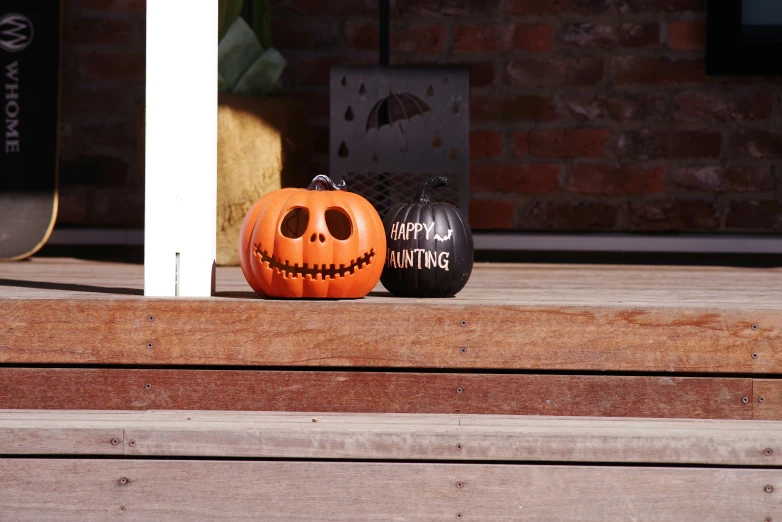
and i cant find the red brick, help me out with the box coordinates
[560,23,659,49]
[730,130,782,159]
[345,23,379,50]
[617,0,706,12]
[398,0,501,17]
[628,201,719,231]
[507,0,611,15]
[726,200,782,231]
[82,0,145,11]
[671,166,773,192]
[466,62,496,86]
[272,21,338,49]
[613,56,705,85]
[82,53,145,82]
[271,0,378,15]
[469,130,503,158]
[392,25,447,54]
[668,20,706,50]
[392,59,496,85]
[516,129,610,158]
[64,17,128,46]
[564,92,669,122]
[521,201,618,230]
[673,92,774,122]
[513,133,529,156]
[291,56,354,86]
[469,198,515,229]
[567,164,666,194]
[454,25,513,53]
[470,163,559,194]
[471,95,558,123]
[512,25,553,53]
[507,57,604,87]
[613,130,721,160]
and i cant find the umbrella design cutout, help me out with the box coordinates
[366,91,431,133]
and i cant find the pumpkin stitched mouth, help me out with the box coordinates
[253,243,375,280]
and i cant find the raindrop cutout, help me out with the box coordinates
[358,83,367,96]
[432,130,443,148]
[338,141,349,158]
[426,85,434,97]
[341,76,347,86]
[344,106,354,121]
[449,148,458,160]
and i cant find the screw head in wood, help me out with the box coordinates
[456,481,464,488]
[128,440,136,447]
[752,353,758,359]
[148,315,155,322]
[145,383,152,390]
[110,438,119,446]
[119,506,126,512]
[765,485,774,493]
[119,477,128,484]
[742,396,749,404]
[456,443,463,450]
[765,448,773,457]
[146,342,153,349]
[456,386,464,394]
[456,513,463,519]
[752,324,758,330]
[460,320,467,327]
[460,347,467,354]
[765,517,773,522]
[759,396,766,403]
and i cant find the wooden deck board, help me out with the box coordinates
[2,410,780,465]
[2,257,782,307]
[1,259,780,372]
[0,369,755,419]
[1,459,779,521]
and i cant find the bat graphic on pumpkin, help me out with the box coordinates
[433,230,453,242]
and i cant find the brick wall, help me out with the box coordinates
[58,0,146,228]
[274,0,782,232]
[58,0,782,233]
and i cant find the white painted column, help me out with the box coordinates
[145,2,217,297]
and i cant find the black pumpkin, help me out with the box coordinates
[381,177,473,297]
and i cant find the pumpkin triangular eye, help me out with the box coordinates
[325,208,352,240]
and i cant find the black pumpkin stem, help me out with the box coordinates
[308,175,346,191]
[415,176,447,204]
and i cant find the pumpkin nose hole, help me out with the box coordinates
[319,233,326,243]
[310,233,316,242]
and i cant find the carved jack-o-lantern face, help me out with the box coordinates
[239,175,386,298]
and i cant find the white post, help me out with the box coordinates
[145,2,217,297]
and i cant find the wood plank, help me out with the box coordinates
[4,258,782,308]
[754,379,782,420]
[0,369,753,419]
[1,459,779,521]
[2,297,779,373]
[1,410,780,465]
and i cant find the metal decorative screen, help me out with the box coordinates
[329,66,470,219]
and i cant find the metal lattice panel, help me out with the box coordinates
[329,66,469,219]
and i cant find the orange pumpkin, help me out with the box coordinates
[238,175,386,298]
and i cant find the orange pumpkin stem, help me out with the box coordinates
[308,175,346,191]
[415,176,447,204]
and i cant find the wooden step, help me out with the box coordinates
[2,259,781,373]
[0,411,780,521]
[1,410,780,465]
